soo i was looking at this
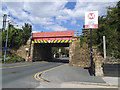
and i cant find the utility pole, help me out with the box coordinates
[2,14,7,31]
[3,14,8,64]
[90,28,93,76]
[4,26,9,63]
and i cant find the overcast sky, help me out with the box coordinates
[0,0,119,34]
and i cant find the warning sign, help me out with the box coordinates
[85,11,98,29]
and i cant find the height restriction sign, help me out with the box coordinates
[85,11,98,29]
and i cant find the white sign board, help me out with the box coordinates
[25,48,29,51]
[85,11,98,29]
[59,48,61,52]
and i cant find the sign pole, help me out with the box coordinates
[85,11,98,76]
[103,36,106,59]
[90,28,93,76]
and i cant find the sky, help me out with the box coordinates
[0,0,119,34]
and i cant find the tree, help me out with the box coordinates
[96,1,120,58]
[82,1,120,58]
[52,47,69,55]
[2,23,32,49]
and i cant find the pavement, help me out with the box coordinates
[37,64,120,88]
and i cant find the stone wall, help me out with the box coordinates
[93,47,104,76]
[9,39,53,62]
[69,37,104,76]
[10,38,32,62]
[69,37,91,67]
[93,56,104,76]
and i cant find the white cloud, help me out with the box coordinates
[0,11,3,29]
[45,24,67,31]
[77,24,80,26]
[29,16,54,25]
[74,2,117,17]
[71,20,76,24]
[23,2,68,26]
[1,1,118,31]
[1,0,119,2]
[23,2,67,18]
[32,31,38,33]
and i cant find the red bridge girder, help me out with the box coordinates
[32,31,74,41]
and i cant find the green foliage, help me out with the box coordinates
[2,54,25,63]
[97,2,120,58]
[80,36,87,47]
[83,1,120,58]
[2,23,32,48]
[52,47,69,55]
[52,47,58,54]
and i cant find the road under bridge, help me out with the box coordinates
[30,31,74,62]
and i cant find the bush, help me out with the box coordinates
[2,54,25,63]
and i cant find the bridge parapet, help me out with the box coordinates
[32,31,74,44]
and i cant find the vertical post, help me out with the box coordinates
[3,14,7,64]
[103,36,106,59]
[90,28,93,76]
[59,48,61,58]
[4,25,9,64]
[29,33,33,57]
[2,14,7,32]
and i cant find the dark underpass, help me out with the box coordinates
[32,43,70,63]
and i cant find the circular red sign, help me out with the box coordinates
[88,13,95,19]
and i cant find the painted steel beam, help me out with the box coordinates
[32,40,72,44]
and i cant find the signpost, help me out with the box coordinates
[85,11,98,76]
[4,47,9,50]
[85,11,98,29]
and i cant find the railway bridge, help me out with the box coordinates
[30,31,74,62]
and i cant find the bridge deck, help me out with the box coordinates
[32,31,74,43]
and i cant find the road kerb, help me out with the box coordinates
[34,64,67,81]
[34,64,119,88]
[61,82,118,88]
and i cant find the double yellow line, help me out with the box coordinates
[34,64,66,81]
[0,61,48,69]
[34,72,43,81]
[0,64,31,69]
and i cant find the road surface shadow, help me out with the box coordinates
[45,58,69,63]
[84,67,95,76]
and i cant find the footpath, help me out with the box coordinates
[37,64,119,88]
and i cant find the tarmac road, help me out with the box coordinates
[1,60,64,88]
[0,58,119,90]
